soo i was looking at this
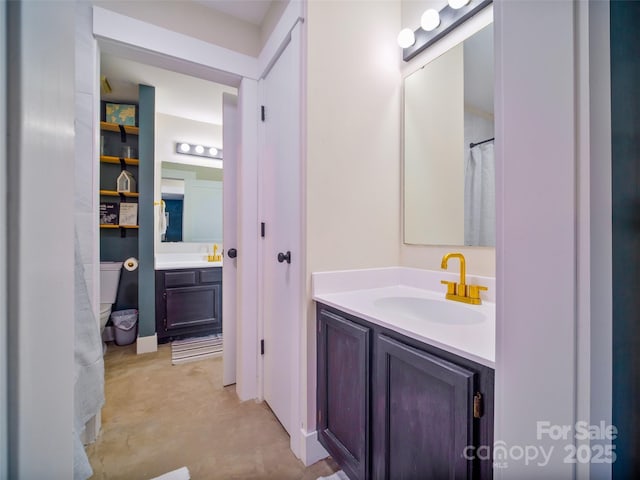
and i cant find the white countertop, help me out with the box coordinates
[312,267,495,368]
[155,253,223,270]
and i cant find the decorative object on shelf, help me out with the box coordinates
[116,170,137,193]
[105,102,137,126]
[119,202,138,226]
[121,145,137,159]
[99,202,119,225]
[398,0,492,62]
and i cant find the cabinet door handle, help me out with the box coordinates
[277,251,291,264]
[227,248,237,258]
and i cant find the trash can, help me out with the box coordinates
[111,309,138,346]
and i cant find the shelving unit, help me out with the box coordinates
[100,155,140,166]
[99,189,139,198]
[100,117,139,240]
[100,121,139,135]
[100,224,139,229]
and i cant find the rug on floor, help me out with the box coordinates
[171,334,222,365]
[317,471,349,480]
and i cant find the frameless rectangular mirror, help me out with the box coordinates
[160,162,223,243]
[403,23,494,246]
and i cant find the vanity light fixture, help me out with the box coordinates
[399,0,492,62]
[397,28,416,49]
[448,0,471,9]
[175,141,223,160]
[421,9,441,32]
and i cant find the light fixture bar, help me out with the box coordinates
[402,0,492,62]
[175,142,223,160]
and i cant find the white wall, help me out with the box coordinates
[495,1,577,477]
[6,0,75,476]
[305,0,402,431]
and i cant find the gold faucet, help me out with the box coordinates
[440,252,487,305]
[207,244,223,262]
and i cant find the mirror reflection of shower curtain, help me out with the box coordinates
[464,143,495,246]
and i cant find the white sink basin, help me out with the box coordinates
[373,296,486,325]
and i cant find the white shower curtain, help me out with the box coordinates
[464,142,495,246]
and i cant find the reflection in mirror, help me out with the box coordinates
[161,163,223,243]
[403,23,494,246]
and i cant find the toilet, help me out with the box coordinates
[100,261,123,337]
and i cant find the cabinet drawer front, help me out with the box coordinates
[164,271,197,287]
[199,268,222,284]
[375,334,475,480]
[317,309,370,480]
[166,284,220,330]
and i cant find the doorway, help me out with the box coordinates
[99,52,239,379]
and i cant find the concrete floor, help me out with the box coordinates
[86,343,338,480]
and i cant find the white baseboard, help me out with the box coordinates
[299,428,329,466]
[136,333,157,354]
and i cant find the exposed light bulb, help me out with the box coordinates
[209,147,219,156]
[421,9,441,32]
[194,145,205,154]
[397,28,416,49]
[448,0,470,9]
[179,143,191,153]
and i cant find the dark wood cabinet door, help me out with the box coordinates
[317,309,370,480]
[374,334,476,480]
[166,284,220,330]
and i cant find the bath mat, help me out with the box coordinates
[149,466,190,480]
[317,471,349,480]
[171,334,222,365]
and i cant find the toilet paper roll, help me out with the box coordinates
[123,257,139,272]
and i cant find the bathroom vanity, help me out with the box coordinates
[313,267,495,480]
[155,264,222,343]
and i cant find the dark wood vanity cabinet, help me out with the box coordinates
[317,309,371,480]
[156,267,222,342]
[317,304,494,480]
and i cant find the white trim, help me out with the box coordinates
[235,78,260,401]
[258,0,304,79]
[494,1,577,477]
[136,334,158,354]
[93,6,259,81]
[299,429,329,467]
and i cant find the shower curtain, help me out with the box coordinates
[464,142,495,246]
[73,232,105,479]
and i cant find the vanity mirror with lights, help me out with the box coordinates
[403,9,494,247]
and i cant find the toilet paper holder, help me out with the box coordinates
[124,257,139,272]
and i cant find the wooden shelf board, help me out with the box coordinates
[99,190,139,198]
[100,121,139,135]
[100,224,139,229]
[100,155,139,166]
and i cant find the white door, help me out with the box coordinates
[222,93,239,387]
[260,30,302,435]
